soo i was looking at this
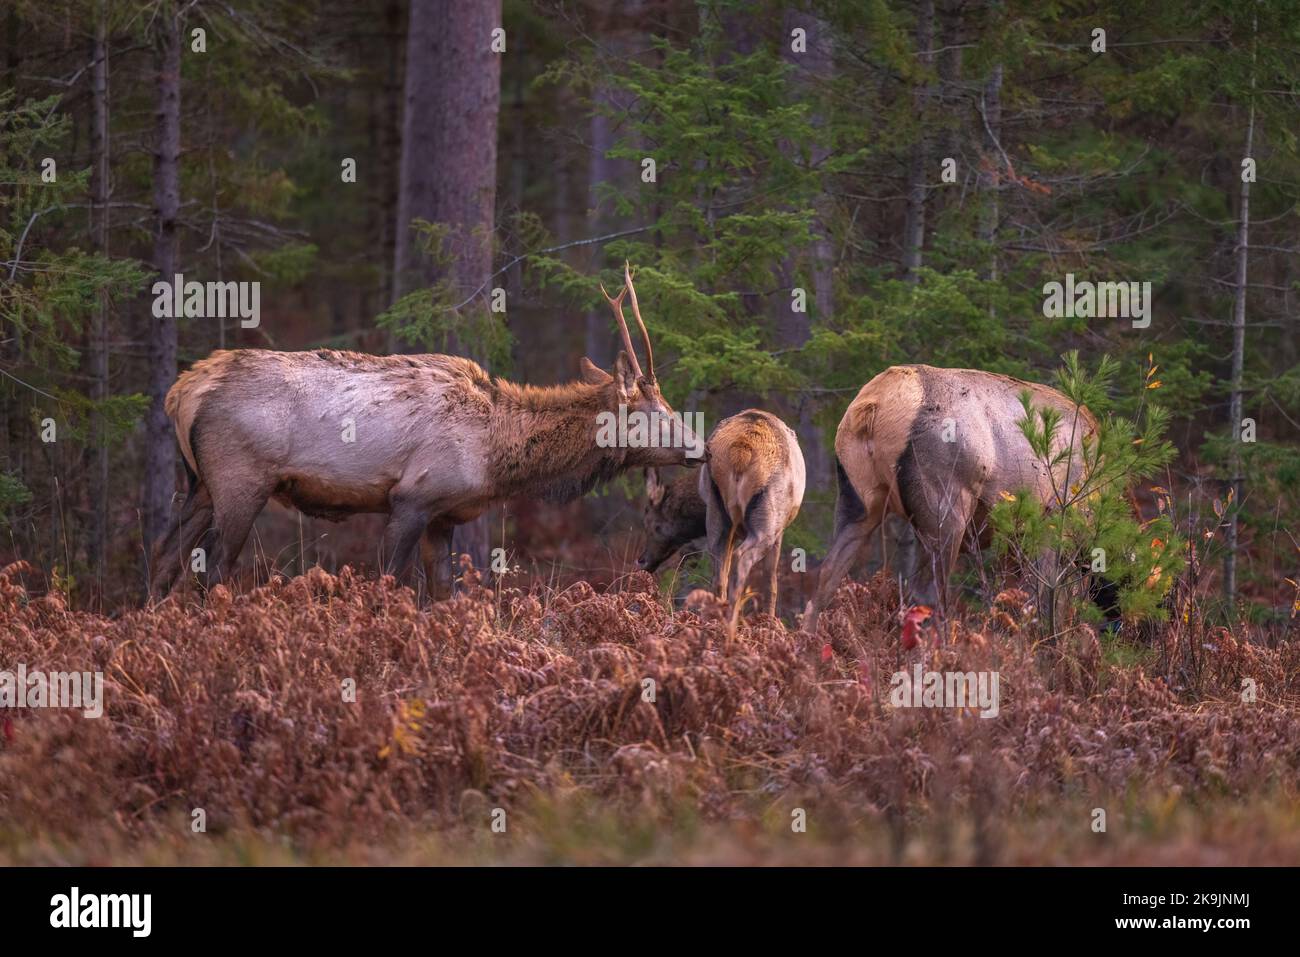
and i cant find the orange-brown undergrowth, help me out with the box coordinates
[1,560,1298,863]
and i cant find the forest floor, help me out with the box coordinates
[2,560,1298,866]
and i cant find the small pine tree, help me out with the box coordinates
[989,352,1184,636]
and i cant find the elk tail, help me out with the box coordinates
[703,465,728,522]
[832,458,866,537]
[730,441,754,478]
[165,358,227,477]
[847,401,878,440]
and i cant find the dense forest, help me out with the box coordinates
[2,0,1298,626]
[6,0,1300,877]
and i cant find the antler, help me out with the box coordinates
[622,261,655,381]
[599,277,645,380]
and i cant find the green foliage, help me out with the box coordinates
[537,25,851,409]
[376,221,512,368]
[990,353,1185,625]
[0,471,33,525]
[3,0,1300,616]
[816,269,1032,384]
[251,243,319,286]
[40,389,150,446]
[0,91,150,437]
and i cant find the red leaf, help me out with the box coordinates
[820,643,834,662]
[2,717,12,744]
[901,605,934,650]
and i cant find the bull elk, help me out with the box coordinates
[150,263,700,598]
[640,409,805,627]
[803,364,1098,632]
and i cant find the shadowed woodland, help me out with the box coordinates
[1,0,1299,865]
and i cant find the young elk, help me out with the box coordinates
[802,364,1098,632]
[641,409,805,626]
[150,263,702,599]
[637,469,708,575]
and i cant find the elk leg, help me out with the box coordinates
[381,501,428,579]
[803,486,887,632]
[421,519,454,600]
[701,467,732,600]
[149,504,185,591]
[727,534,768,630]
[908,489,975,613]
[942,532,965,608]
[717,525,738,603]
[767,531,784,618]
[1033,550,1073,637]
[704,506,733,600]
[728,488,778,623]
[207,480,273,587]
[150,481,214,599]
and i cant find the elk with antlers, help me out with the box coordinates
[150,263,699,599]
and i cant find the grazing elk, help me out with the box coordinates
[150,263,701,598]
[637,469,707,574]
[640,409,805,626]
[803,365,1098,632]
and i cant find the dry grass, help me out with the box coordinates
[2,560,1299,865]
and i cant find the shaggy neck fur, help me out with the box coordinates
[486,377,629,502]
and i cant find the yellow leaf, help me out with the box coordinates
[999,490,1017,502]
[1146,380,1162,390]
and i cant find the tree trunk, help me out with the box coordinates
[1224,28,1257,606]
[977,60,1002,283]
[902,0,935,282]
[393,0,501,304]
[585,2,644,368]
[89,3,110,595]
[393,0,502,570]
[381,0,404,318]
[935,0,962,180]
[777,9,833,502]
[143,6,181,563]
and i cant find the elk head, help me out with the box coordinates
[637,467,708,571]
[585,262,703,467]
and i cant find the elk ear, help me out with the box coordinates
[579,356,612,385]
[612,350,638,395]
[645,468,666,507]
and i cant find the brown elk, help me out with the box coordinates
[640,409,805,626]
[150,263,701,598]
[637,469,707,574]
[803,365,1098,632]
